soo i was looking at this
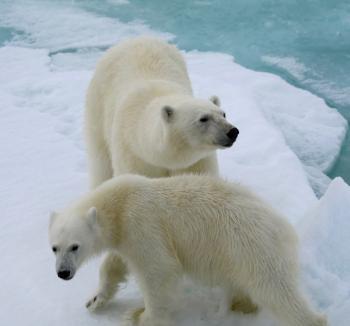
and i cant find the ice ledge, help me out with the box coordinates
[299,177,350,326]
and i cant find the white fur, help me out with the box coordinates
[49,174,327,326]
[85,37,237,188]
[85,37,237,308]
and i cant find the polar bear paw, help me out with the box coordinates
[122,308,172,326]
[85,291,109,311]
[231,296,259,314]
[122,308,145,326]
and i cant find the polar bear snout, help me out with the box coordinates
[55,252,78,281]
[227,127,239,142]
[222,127,239,147]
[57,269,73,280]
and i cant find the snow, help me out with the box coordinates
[0,1,349,325]
[254,75,347,173]
[186,51,317,222]
[261,56,308,80]
[299,177,350,326]
[0,0,173,51]
[261,55,348,191]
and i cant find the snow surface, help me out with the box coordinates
[261,56,308,80]
[299,178,350,326]
[0,1,349,325]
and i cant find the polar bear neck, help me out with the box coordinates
[121,83,210,170]
[74,176,144,251]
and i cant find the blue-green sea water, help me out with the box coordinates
[2,0,349,181]
[0,27,15,44]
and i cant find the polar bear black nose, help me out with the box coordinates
[58,270,71,280]
[227,127,239,142]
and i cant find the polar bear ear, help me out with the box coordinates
[209,96,221,107]
[49,211,58,229]
[161,106,175,122]
[86,207,98,229]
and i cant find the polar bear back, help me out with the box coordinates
[88,37,192,111]
[85,37,195,156]
[80,174,299,288]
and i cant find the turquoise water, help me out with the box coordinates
[0,27,16,45]
[3,0,350,181]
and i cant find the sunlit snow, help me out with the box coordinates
[0,1,349,325]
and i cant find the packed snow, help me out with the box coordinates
[261,56,309,80]
[300,177,350,326]
[0,1,349,325]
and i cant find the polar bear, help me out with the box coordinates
[49,175,327,326]
[84,37,238,309]
[85,37,238,188]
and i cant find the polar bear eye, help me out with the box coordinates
[52,246,58,253]
[199,116,209,123]
[222,112,226,118]
[70,244,79,252]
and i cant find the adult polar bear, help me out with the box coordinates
[84,37,239,310]
[85,36,238,188]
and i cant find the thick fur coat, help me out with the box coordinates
[49,174,327,326]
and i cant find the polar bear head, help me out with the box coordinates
[162,96,238,149]
[154,95,239,169]
[49,207,100,280]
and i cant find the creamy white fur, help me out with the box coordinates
[49,174,327,326]
[84,37,237,308]
[85,37,236,188]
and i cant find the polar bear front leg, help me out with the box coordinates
[86,135,113,189]
[86,252,128,311]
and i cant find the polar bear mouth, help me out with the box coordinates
[213,140,234,148]
[222,140,235,147]
[215,137,237,148]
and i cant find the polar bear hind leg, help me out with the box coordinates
[251,277,327,326]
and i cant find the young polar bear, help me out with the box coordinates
[85,36,238,309]
[49,175,327,326]
[85,36,238,188]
